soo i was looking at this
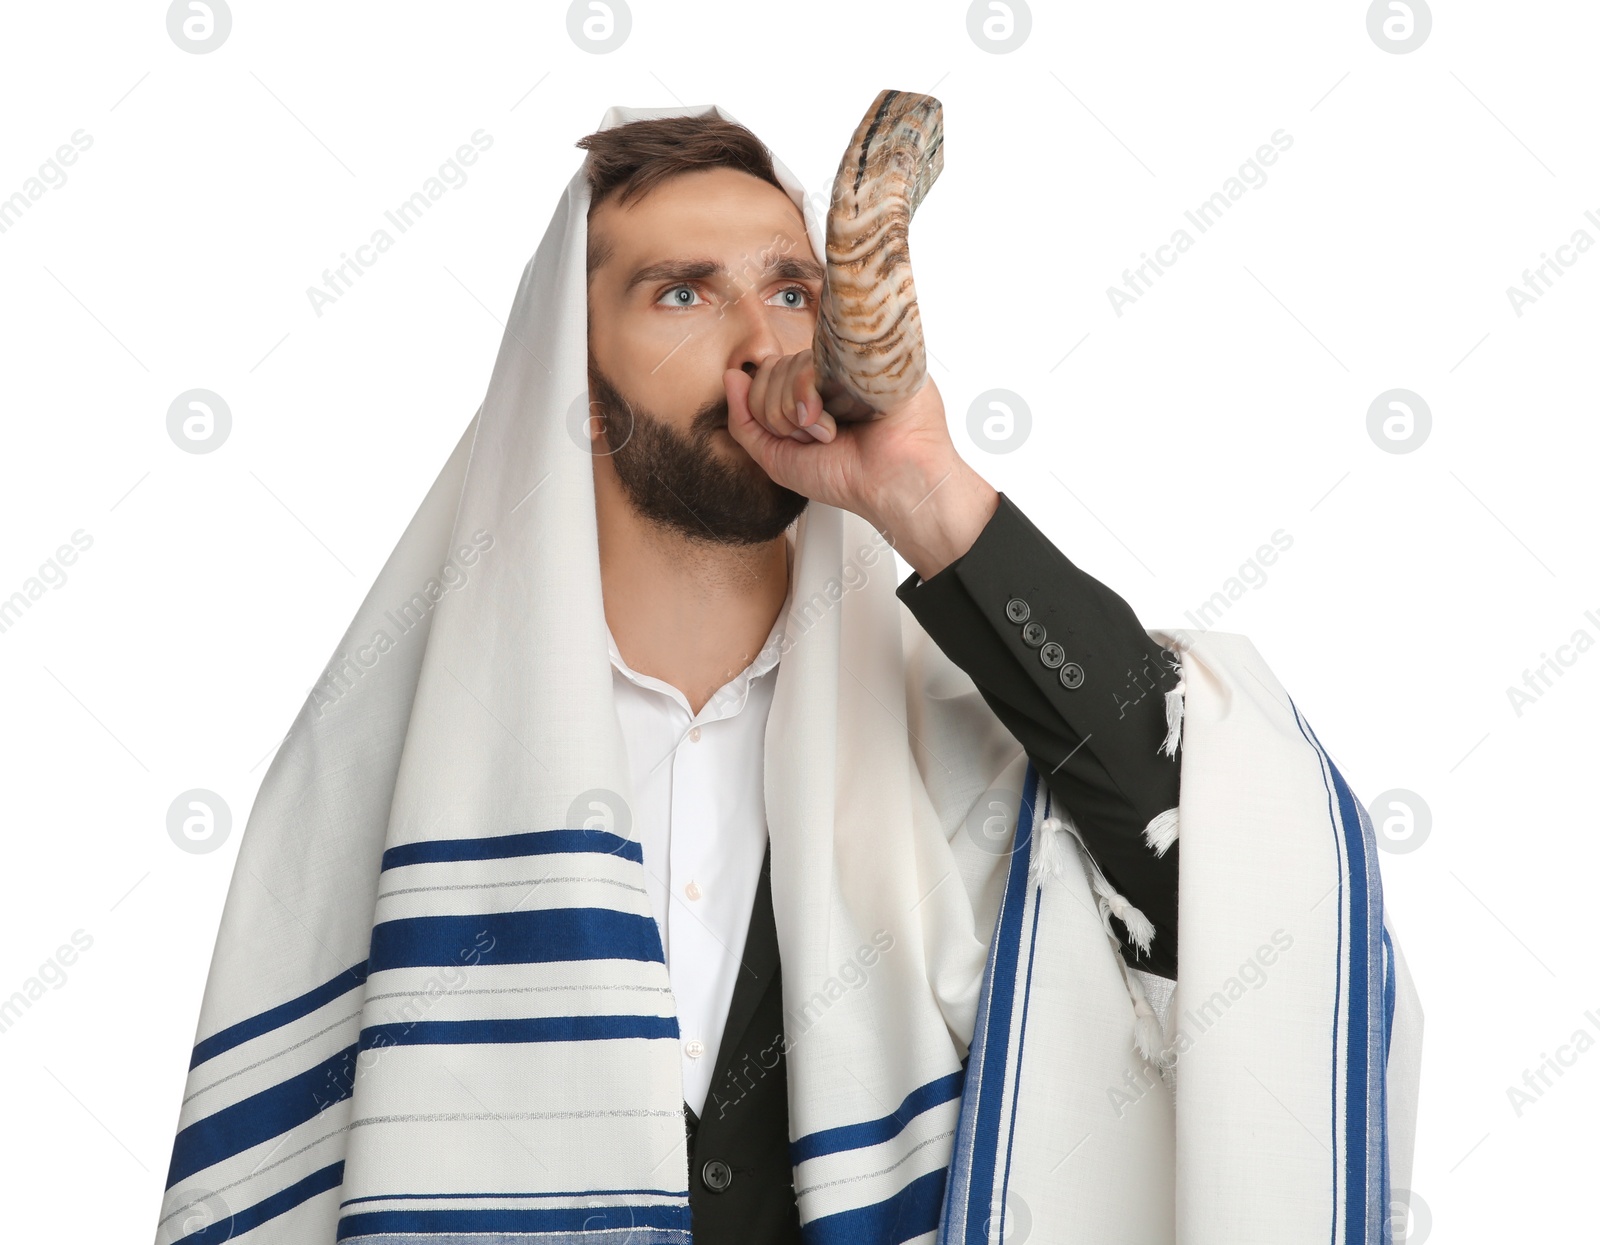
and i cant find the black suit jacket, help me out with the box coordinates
[681,491,1182,1241]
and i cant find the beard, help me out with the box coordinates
[586,359,809,546]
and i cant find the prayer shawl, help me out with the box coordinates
[154,102,1423,1244]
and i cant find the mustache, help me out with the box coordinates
[588,358,732,434]
[695,393,731,431]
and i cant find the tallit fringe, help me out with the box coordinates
[1144,650,1186,861]
[1137,648,1185,1082]
[1119,957,1179,1088]
[1026,814,1077,892]
[1088,867,1156,955]
[1160,676,1185,759]
[1143,806,1179,857]
[1030,808,1156,957]
[1032,796,1168,1073]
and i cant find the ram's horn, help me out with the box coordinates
[813,89,944,422]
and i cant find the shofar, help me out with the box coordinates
[813,89,944,422]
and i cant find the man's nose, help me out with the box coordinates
[725,291,788,377]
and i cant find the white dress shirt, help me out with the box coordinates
[604,539,792,1119]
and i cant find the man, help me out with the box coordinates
[578,113,1185,1238]
[154,103,1418,1245]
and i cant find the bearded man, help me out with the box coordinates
[153,103,1420,1245]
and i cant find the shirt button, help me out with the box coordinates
[1021,621,1047,648]
[1040,641,1066,669]
[688,726,702,743]
[1060,661,1085,690]
[685,1038,705,1059]
[1005,597,1030,624]
[701,1158,733,1192]
[684,880,701,901]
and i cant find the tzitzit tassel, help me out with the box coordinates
[1027,814,1075,892]
[1088,869,1156,956]
[1037,799,1159,958]
[1159,676,1185,759]
[1104,910,1177,1086]
[1121,960,1168,1069]
[1032,795,1173,1077]
[1142,806,1179,858]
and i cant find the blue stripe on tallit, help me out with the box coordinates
[960,762,1039,1245]
[795,1167,948,1245]
[1291,702,1390,1244]
[359,1013,678,1050]
[1331,759,1371,1240]
[1378,863,1397,1239]
[1381,928,1396,1065]
[185,828,644,1073]
[788,1070,964,1165]
[1288,701,1348,1245]
[931,761,1039,1245]
[1337,753,1392,1245]
[1380,927,1394,1244]
[996,810,1048,1245]
[172,1161,345,1244]
[166,1044,357,1189]
[381,827,642,872]
[334,1202,692,1240]
[368,907,665,971]
[189,961,369,1070]
[167,1009,679,1194]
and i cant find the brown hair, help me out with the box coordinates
[575,113,787,278]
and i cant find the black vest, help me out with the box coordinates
[680,839,803,1242]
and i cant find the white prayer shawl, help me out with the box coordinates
[153,102,1422,1244]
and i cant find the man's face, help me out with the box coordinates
[586,166,825,545]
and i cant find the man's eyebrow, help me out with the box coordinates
[622,254,826,295]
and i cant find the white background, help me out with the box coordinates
[1,1,1594,1239]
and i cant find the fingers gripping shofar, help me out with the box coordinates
[813,89,944,421]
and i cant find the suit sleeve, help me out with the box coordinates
[894,491,1182,979]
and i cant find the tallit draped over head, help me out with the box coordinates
[155,102,1421,1245]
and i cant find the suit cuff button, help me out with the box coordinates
[1059,661,1085,689]
[1040,642,1065,669]
[1021,621,1046,647]
[1005,597,1030,624]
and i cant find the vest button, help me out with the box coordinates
[701,1158,733,1192]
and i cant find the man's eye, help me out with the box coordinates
[769,285,812,309]
[658,284,705,308]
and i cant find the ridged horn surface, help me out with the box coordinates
[813,89,944,421]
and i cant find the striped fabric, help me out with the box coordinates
[1292,704,1397,1244]
[930,670,1420,1245]
[153,101,1421,1244]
